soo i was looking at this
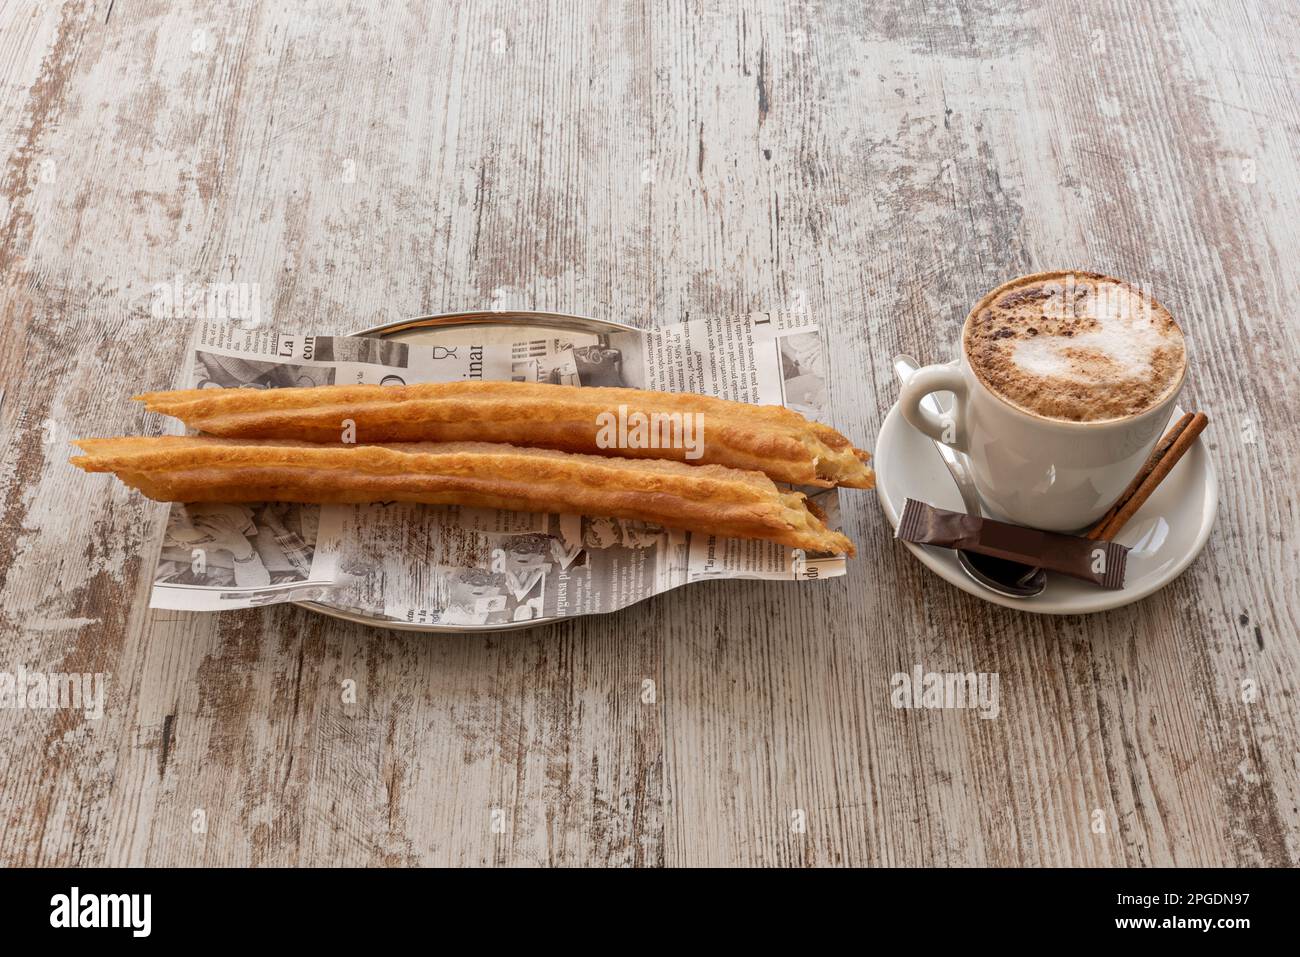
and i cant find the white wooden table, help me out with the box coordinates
[1,0,1296,866]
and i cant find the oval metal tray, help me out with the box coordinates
[294,310,639,634]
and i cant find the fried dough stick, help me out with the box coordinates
[72,437,855,556]
[134,381,874,489]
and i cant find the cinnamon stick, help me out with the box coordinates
[1086,412,1194,539]
[1095,412,1208,542]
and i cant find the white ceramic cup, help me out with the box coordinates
[899,290,1185,532]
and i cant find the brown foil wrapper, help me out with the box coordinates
[896,499,1129,589]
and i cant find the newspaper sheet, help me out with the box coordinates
[148,314,848,625]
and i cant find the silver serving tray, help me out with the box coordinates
[294,310,639,634]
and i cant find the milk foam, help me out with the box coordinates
[1010,283,1173,384]
[964,272,1186,422]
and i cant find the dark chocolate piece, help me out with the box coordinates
[896,499,1128,589]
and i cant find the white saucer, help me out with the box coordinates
[875,403,1218,614]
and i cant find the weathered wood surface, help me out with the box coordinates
[1,0,1297,867]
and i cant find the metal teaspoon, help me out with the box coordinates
[892,354,1047,598]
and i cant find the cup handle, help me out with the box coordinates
[898,363,969,452]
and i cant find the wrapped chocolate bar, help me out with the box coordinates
[896,499,1129,589]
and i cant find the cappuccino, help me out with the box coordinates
[963,272,1185,422]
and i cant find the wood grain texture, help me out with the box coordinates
[1,0,1297,867]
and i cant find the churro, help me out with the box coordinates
[134,381,875,488]
[72,436,855,555]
